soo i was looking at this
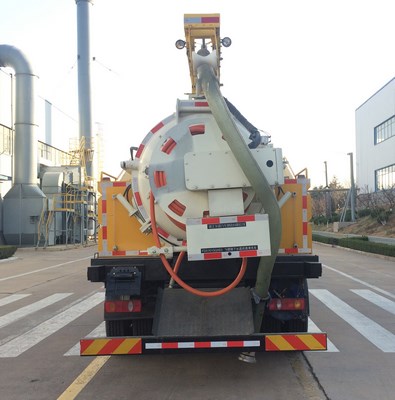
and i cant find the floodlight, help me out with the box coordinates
[221,37,232,47]
[175,40,186,50]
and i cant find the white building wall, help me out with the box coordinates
[355,78,395,191]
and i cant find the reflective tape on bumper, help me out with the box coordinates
[80,333,327,355]
[265,333,327,351]
[80,338,142,356]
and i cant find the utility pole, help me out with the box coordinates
[347,152,356,222]
[324,161,329,188]
[324,161,331,219]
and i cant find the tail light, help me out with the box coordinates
[268,298,305,311]
[105,299,142,313]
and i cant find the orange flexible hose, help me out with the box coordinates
[150,192,247,297]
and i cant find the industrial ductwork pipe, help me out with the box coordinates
[0,45,45,245]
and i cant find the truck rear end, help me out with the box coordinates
[82,13,326,359]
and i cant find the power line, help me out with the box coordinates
[92,57,120,77]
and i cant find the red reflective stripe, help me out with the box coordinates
[302,196,307,209]
[151,121,164,134]
[237,215,255,222]
[112,250,126,256]
[102,226,107,240]
[227,341,244,348]
[194,342,211,348]
[135,144,144,159]
[303,222,308,235]
[157,227,170,238]
[284,179,297,184]
[195,101,209,107]
[134,192,142,206]
[102,199,107,213]
[201,217,220,224]
[239,250,258,257]
[162,342,178,349]
[113,181,127,187]
[204,253,222,260]
[285,248,298,254]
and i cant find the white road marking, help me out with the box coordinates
[0,294,31,307]
[0,292,104,357]
[323,264,395,300]
[308,318,339,352]
[0,293,72,329]
[310,289,395,352]
[64,322,106,356]
[0,256,92,282]
[351,289,395,315]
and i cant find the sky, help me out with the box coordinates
[1,0,395,188]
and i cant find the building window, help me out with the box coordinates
[374,115,395,144]
[375,164,395,191]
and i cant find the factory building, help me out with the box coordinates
[356,78,395,192]
[0,67,101,246]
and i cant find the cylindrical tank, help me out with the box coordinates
[131,100,258,245]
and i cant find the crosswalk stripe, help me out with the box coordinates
[308,318,339,352]
[351,289,395,316]
[310,289,395,352]
[0,293,72,329]
[0,292,104,358]
[0,294,31,307]
[64,322,106,356]
[323,264,395,300]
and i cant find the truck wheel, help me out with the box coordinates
[106,320,131,337]
[284,318,308,333]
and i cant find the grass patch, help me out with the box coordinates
[0,245,17,259]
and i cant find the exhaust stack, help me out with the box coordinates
[0,45,45,245]
[75,0,94,180]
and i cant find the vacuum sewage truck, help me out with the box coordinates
[81,14,327,359]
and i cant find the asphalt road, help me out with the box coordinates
[0,243,394,399]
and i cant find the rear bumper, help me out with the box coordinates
[80,332,327,355]
[88,254,322,283]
